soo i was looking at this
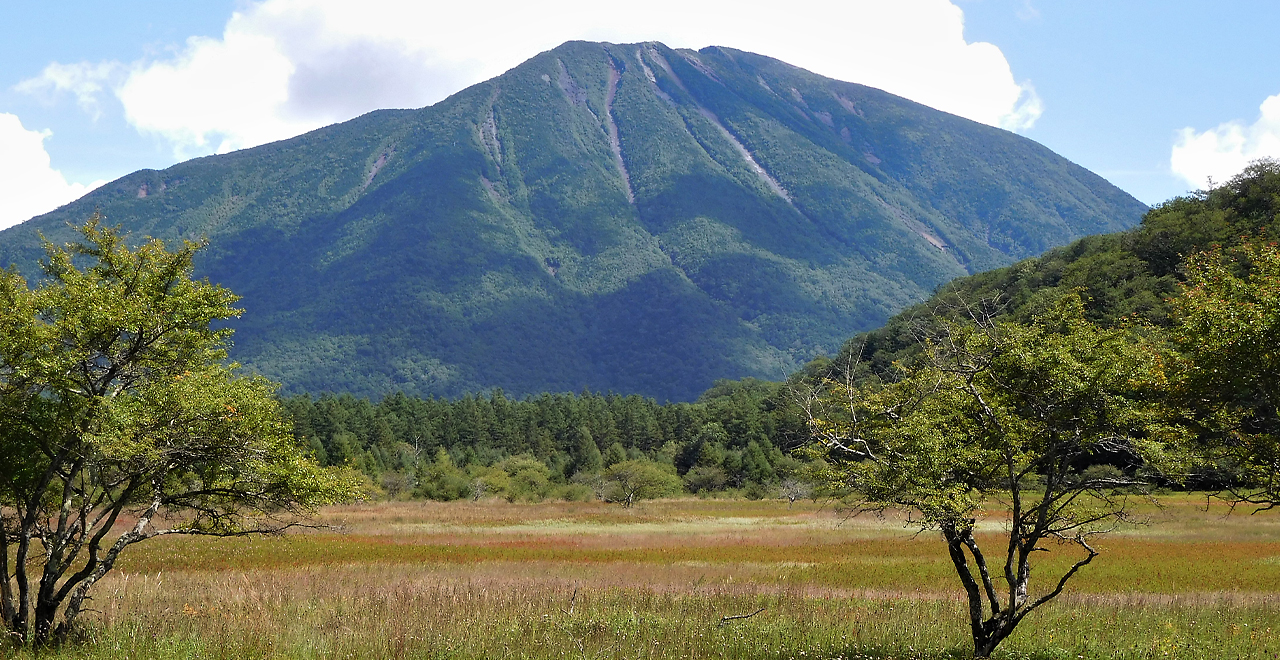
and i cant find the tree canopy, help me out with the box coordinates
[0,216,357,645]
[1172,239,1280,507]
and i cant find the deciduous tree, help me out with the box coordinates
[601,460,681,508]
[805,295,1179,658]
[0,216,357,646]
[1173,239,1280,507]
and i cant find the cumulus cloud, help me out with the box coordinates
[14,61,125,120]
[21,0,1041,158]
[0,114,104,230]
[1171,93,1280,189]
[117,32,304,156]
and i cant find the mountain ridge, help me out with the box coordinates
[0,40,1147,400]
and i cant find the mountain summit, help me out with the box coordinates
[0,41,1146,400]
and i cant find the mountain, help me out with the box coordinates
[0,41,1147,401]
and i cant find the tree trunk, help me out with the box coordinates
[941,524,1029,659]
[0,524,13,630]
[53,574,98,642]
[32,553,68,647]
[973,619,1015,658]
[941,525,988,657]
[11,523,32,644]
[32,598,57,647]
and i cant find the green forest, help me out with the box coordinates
[289,160,1280,505]
[283,378,809,502]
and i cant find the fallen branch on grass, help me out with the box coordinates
[717,607,766,627]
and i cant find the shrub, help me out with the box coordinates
[683,465,728,493]
[416,449,471,500]
[554,483,595,502]
[499,456,554,503]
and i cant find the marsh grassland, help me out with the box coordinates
[9,496,1280,659]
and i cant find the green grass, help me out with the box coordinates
[6,495,1280,659]
[21,588,1280,659]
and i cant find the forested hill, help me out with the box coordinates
[232,166,1273,503]
[0,41,1145,400]
[822,160,1280,379]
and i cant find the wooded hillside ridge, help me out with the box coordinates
[295,160,1280,505]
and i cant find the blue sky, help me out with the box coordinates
[959,1,1280,205]
[3,0,1279,228]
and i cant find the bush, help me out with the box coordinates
[499,456,554,503]
[416,449,471,500]
[467,466,510,500]
[743,481,776,500]
[508,467,552,502]
[1079,464,1136,493]
[683,465,728,493]
[554,483,595,502]
[570,471,606,500]
[379,471,417,500]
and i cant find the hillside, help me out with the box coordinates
[826,159,1280,380]
[0,41,1146,400]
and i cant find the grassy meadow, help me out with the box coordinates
[8,495,1280,659]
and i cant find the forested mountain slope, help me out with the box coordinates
[0,41,1145,400]
[827,160,1280,379]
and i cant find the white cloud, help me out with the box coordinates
[1171,93,1280,189]
[22,0,1041,158]
[0,114,105,230]
[14,61,125,120]
[117,32,304,156]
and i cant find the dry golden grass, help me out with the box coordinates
[8,494,1280,659]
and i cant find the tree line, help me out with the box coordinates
[281,377,818,503]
